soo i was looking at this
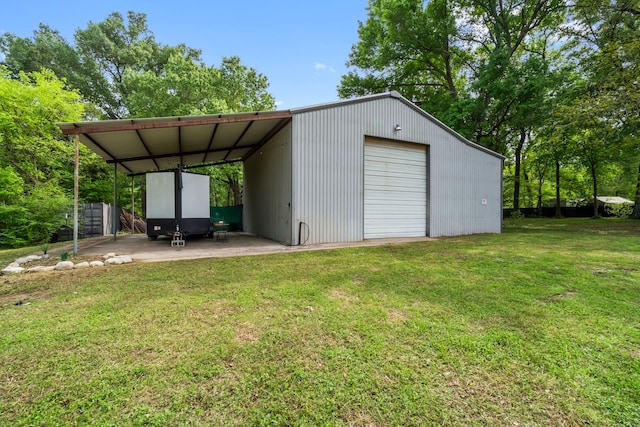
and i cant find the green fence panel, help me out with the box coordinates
[210,205,243,231]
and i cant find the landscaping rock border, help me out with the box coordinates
[1,253,133,275]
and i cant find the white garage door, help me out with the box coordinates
[364,138,427,239]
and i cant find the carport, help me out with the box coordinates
[58,110,292,253]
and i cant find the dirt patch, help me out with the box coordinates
[387,309,408,324]
[590,267,613,276]
[547,289,579,302]
[0,266,108,308]
[328,289,360,305]
[234,324,260,344]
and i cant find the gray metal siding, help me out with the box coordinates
[291,108,365,245]
[429,137,503,236]
[243,125,292,244]
[291,96,502,244]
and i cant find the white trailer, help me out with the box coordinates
[146,169,211,240]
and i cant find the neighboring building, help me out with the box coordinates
[589,196,634,206]
[59,92,504,246]
[567,196,635,207]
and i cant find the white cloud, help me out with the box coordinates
[275,100,285,108]
[314,62,336,73]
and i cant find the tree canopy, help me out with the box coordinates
[1,11,275,120]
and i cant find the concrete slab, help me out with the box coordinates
[62,232,435,263]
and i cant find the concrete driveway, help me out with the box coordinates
[66,232,435,263]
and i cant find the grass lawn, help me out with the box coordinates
[1,218,639,426]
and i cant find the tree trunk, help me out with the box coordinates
[513,129,526,210]
[536,176,543,217]
[523,169,531,211]
[224,177,242,206]
[591,163,599,218]
[141,179,147,219]
[554,161,562,218]
[232,182,242,206]
[631,163,640,219]
[210,177,217,207]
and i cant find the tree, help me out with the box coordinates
[73,11,202,119]
[339,0,466,135]
[0,67,85,245]
[122,54,275,118]
[564,0,640,216]
[1,11,202,119]
[0,25,81,83]
[340,0,566,156]
[0,67,84,184]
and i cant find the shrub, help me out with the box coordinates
[605,203,634,219]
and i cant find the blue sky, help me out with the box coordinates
[1,0,370,109]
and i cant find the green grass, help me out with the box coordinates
[1,218,639,426]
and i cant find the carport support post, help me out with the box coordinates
[131,176,135,235]
[113,163,117,240]
[73,135,79,256]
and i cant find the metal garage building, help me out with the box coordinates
[60,91,504,246]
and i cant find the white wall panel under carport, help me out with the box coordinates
[364,138,427,238]
[243,125,292,244]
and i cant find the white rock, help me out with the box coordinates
[2,266,25,275]
[113,255,133,264]
[105,257,124,265]
[74,262,90,269]
[15,255,44,264]
[55,261,75,271]
[8,262,20,268]
[26,266,56,272]
[102,253,117,259]
[89,261,105,267]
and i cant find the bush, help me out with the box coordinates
[505,209,525,228]
[0,182,71,248]
[0,205,30,247]
[510,210,525,220]
[605,203,634,219]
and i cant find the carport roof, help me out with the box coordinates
[58,110,292,175]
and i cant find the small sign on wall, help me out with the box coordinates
[481,199,487,205]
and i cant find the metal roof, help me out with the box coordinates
[292,91,505,160]
[59,110,292,175]
[58,92,503,175]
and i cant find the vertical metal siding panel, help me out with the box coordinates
[244,126,292,244]
[428,134,502,237]
[293,106,364,245]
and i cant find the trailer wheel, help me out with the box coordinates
[148,236,157,241]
